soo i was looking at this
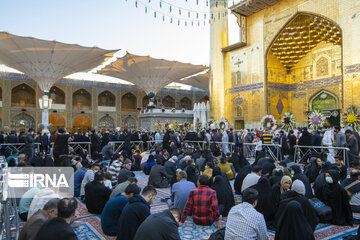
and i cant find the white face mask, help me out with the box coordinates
[325,176,333,184]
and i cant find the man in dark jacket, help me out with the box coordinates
[134,208,181,240]
[117,159,135,184]
[19,198,59,240]
[40,133,50,154]
[85,171,112,214]
[287,130,297,158]
[101,142,114,161]
[116,186,157,240]
[21,128,35,164]
[90,130,101,156]
[53,128,69,166]
[164,156,177,177]
[148,159,172,188]
[35,198,78,240]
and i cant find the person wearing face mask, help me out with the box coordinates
[116,185,157,240]
[316,170,354,226]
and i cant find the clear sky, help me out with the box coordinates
[0,0,240,85]
[0,0,211,65]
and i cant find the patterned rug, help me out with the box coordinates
[72,171,360,240]
[4,171,360,240]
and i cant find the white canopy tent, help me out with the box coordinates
[178,71,209,91]
[0,32,118,92]
[0,32,118,132]
[97,52,207,95]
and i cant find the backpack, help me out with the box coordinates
[208,227,225,240]
[308,197,332,223]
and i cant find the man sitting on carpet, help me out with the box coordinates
[180,175,223,229]
[80,163,100,200]
[167,170,196,212]
[110,177,138,198]
[148,158,172,188]
[19,198,59,240]
[225,188,269,240]
[116,185,157,240]
[134,208,181,240]
[85,171,112,214]
[342,169,360,213]
[108,153,124,187]
[35,198,78,240]
[117,159,135,184]
[241,165,262,192]
[101,184,141,236]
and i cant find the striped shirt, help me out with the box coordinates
[262,133,273,144]
[108,160,122,186]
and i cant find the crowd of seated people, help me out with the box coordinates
[6,125,360,240]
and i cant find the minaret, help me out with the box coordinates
[209,0,228,121]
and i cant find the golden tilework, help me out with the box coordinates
[271,14,341,68]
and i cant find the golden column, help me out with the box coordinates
[209,0,228,120]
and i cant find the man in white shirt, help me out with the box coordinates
[225,188,269,240]
[241,165,262,192]
[80,163,100,199]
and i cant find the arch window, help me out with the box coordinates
[122,116,136,131]
[11,113,35,132]
[142,95,157,108]
[11,84,36,108]
[162,95,175,108]
[72,114,92,132]
[311,91,338,110]
[180,97,192,110]
[99,115,115,130]
[49,113,66,130]
[98,91,115,107]
[73,89,91,110]
[49,86,65,104]
[121,93,137,111]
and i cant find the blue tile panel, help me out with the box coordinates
[345,63,360,74]
[268,76,341,90]
[229,82,264,93]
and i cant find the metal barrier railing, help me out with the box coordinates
[183,141,236,154]
[69,142,91,155]
[183,141,208,151]
[50,142,91,158]
[294,145,350,167]
[110,141,145,154]
[243,143,282,162]
[0,156,19,240]
[0,143,41,154]
[146,140,162,152]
